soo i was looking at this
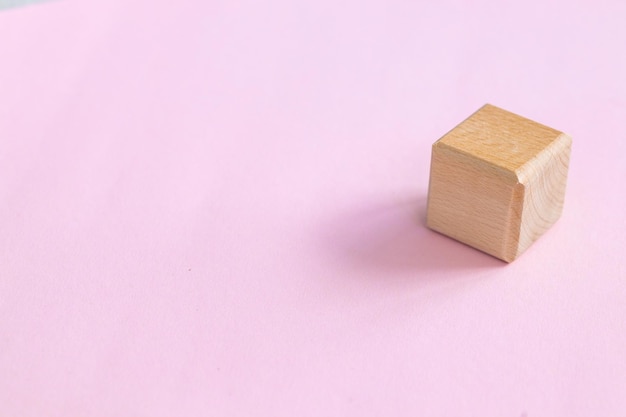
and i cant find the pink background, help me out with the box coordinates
[1,1,625,415]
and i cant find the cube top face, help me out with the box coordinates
[437,104,563,174]
[427,104,572,262]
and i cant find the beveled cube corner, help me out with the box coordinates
[426,104,572,262]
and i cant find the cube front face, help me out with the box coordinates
[426,104,571,262]
[427,143,524,262]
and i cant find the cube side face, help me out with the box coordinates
[426,144,523,262]
[516,134,572,258]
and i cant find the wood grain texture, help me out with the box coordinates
[426,104,572,262]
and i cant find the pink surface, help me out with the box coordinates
[1,1,625,415]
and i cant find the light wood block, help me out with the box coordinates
[426,104,572,262]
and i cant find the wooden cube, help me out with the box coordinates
[426,104,572,262]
